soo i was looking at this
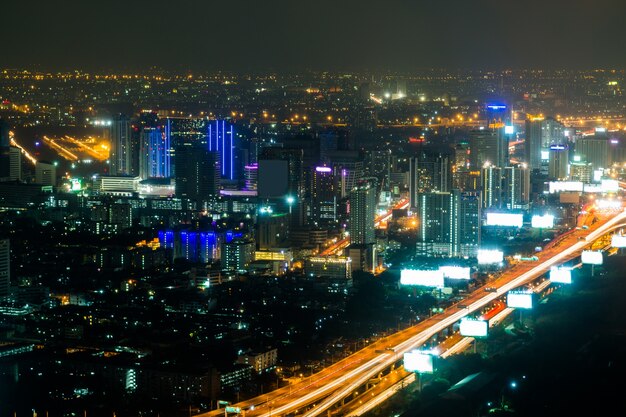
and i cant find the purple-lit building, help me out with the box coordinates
[208,120,236,181]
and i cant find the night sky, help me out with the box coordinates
[2,0,625,71]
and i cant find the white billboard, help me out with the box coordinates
[550,266,572,284]
[477,249,504,265]
[486,213,524,228]
[596,199,622,210]
[612,234,626,248]
[459,318,489,337]
[601,179,619,193]
[400,269,444,287]
[581,251,603,265]
[507,291,533,309]
[531,214,555,228]
[439,266,471,280]
[583,184,603,193]
[549,181,584,194]
[404,351,434,374]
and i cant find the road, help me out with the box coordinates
[199,208,626,417]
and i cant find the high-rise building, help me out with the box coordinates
[0,120,9,148]
[525,116,564,172]
[349,178,377,245]
[174,144,220,201]
[221,239,255,272]
[35,161,56,186]
[0,239,9,299]
[207,120,236,181]
[416,190,481,257]
[110,114,133,175]
[9,147,21,181]
[244,164,258,191]
[575,136,609,171]
[409,146,453,209]
[109,203,133,229]
[481,165,502,209]
[139,125,171,179]
[548,145,569,180]
[310,166,336,225]
[256,212,289,250]
[469,128,508,169]
[503,165,530,210]
[569,161,593,183]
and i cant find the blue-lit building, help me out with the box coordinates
[159,230,221,263]
[139,124,171,179]
[208,120,236,181]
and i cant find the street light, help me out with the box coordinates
[286,196,295,214]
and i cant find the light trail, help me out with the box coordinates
[8,131,37,165]
[42,136,79,161]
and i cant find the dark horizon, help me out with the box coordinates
[3,0,626,72]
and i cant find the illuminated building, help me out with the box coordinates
[35,161,56,186]
[0,239,9,299]
[575,135,609,171]
[221,239,255,272]
[93,175,140,196]
[237,348,278,374]
[256,212,289,250]
[208,120,236,180]
[174,144,220,201]
[409,146,453,209]
[469,128,508,169]
[109,203,132,229]
[8,147,21,181]
[481,165,502,209]
[244,164,258,190]
[310,166,336,225]
[548,145,569,180]
[569,161,593,183]
[525,116,564,172]
[349,178,377,245]
[110,114,133,175]
[417,190,481,257]
[503,165,530,210]
[304,256,352,282]
[139,125,170,179]
[160,230,220,263]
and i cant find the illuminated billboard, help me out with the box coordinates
[486,213,524,228]
[400,269,444,287]
[550,266,572,284]
[596,199,622,210]
[459,318,488,337]
[601,179,619,193]
[581,251,603,265]
[531,214,555,228]
[541,151,550,161]
[549,181,584,194]
[504,125,514,135]
[612,234,626,248]
[477,249,504,265]
[507,291,533,309]
[439,266,471,280]
[404,351,434,374]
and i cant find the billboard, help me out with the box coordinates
[404,351,434,374]
[550,266,572,284]
[531,214,555,228]
[612,234,626,248]
[504,125,514,135]
[507,291,533,309]
[477,249,504,265]
[486,213,524,228]
[439,266,471,280]
[400,269,444,287]
[601,179,619,193]
[596,199,622,210]
[549,181,584,194]
[459,318,489,337]
[581,251,603,265]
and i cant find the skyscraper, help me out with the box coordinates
[503,164,530,210]
[310,166,336,225]
[481,165,502,209]
[174,144,220,201]
[0,239,9,299]
[575,135,609,171]
[35,161,56,186]
[110,114,133,175]
[139,125,171,179]
[469,128,508,169]
[9,147,21,181]
[349,178,377,245]
[525,116,564,172]
[409,145,453,209]
[548,145,569,180]
[417,190,481,257]
[207,120,236,181]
